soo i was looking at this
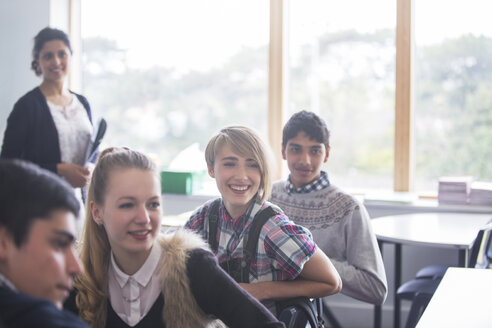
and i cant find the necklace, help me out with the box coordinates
[122,277,141,303]
[122,294,141,303]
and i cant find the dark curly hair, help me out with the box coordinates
[282,110,330,148]
[31,27,72,76]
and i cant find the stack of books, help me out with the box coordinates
[469,182,492,206]
[437,176,473,205]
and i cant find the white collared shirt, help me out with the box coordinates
[108,244,163,327]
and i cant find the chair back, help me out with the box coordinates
[469,221,492,268]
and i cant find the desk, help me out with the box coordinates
[160,211,193,233]
[371,212,492,328]
[416,267,492,328]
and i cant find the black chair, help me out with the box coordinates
[322,302,342,328]
[397,221,492,328]
[413,221,490,279]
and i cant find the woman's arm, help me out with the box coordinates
[1,103,29,160]
[187,249,285,328]
[240,248,342,301]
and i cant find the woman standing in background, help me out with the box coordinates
[1,27,96,224]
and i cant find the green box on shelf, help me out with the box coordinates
[161,170,204,195]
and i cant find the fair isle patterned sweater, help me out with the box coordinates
[270,181,388,305]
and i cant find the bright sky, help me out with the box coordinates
[82,0,269,71]
[82,0,492,70]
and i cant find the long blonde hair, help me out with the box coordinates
[204,126,273,202]
[74,147,158,328]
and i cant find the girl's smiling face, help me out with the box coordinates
[209,143,261,219]
[91,168,162,267]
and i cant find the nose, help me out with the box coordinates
[67,247,83,277]
[135,205,151,224]
[53,55,61,66]
[300,150,311,165]
[235,164,248,181]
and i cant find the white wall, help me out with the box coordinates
[0,0,69,135]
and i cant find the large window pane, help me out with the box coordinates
[287,0,396,190]
[415,0,492,191]
[81,0,269,168]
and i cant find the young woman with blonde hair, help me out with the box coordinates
[186,126,342,314]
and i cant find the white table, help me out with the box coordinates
[416,267,492,328]
[371,212,492,328]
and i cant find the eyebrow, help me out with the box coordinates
[289,143,322,149]
[52,230,75,243]
[220,156,238,161]
[220,156,257,162]
[118,196,137,201]
[117,195,161,201]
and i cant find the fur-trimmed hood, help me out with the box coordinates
[158,229,227,328]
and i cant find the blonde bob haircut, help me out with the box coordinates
[205,126,273,202]
[74,147,158,328]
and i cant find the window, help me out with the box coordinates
[414,0,492,191]
[78,0,492,194]
[81,0,269,169]
[286,0,396,190]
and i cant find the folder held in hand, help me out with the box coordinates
[85,118,107,163]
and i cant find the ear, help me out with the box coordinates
[281,145,287,160]
[208,165,215,179]
[0,226,14,260]
[90,201,103,225]
[323,146,330,163]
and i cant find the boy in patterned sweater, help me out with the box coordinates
[270,111,387,305]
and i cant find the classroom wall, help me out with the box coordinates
[0,0,69,136]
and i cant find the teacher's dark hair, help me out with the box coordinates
[31,27,73,76]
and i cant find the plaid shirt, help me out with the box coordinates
[286,170,330,194]
[185,197,316,283]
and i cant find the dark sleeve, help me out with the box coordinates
[0,100,29,160]
[1,91,60,173]
[187,249,285,328]
[0,289,88,328]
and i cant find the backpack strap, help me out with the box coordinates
[208,202,279,281]
[240,206,279,282]
[207,199,222,253]
[277,297,323,328]
[244,206,277,262]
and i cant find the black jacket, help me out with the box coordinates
[0,286,88,328]
[1,87,94,173]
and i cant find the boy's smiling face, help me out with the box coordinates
[209,143,261,219]
[282,131,330,189]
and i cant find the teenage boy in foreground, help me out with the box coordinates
[0,159,88,328]
[270,110,387,305]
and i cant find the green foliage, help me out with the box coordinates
[415,35,492,183]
